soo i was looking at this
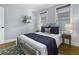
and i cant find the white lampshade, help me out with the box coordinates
[64,24,73,34]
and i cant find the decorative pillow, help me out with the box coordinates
[50,27,59,34]
[41,27,45,32]
[45,28,51,33]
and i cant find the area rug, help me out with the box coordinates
[0,46,25,55]
[0,46,63,55]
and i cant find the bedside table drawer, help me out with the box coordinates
[62,34,71,39]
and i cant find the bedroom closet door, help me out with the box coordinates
[0,7,4,44]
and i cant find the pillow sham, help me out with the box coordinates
[41,27,45,32]
[45,28,51,33]
[50,27,59,34]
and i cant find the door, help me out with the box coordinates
[0,7,4,44]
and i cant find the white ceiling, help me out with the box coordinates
[0,4,55,11]
[18,4,55,10]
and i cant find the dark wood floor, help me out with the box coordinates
[58,43,79,55]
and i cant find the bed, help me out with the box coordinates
[17,27,62,55]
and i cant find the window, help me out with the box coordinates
[56,4,71,33]
[40,11,48,26]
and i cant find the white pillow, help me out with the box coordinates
[45,28,50,33]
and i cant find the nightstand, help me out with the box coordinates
[62,34,71,47]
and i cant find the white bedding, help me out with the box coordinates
[18,32,62,55]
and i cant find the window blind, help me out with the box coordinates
[40,11,48,26]
[56,4,70,33]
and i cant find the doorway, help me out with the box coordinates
[0,7,4,44]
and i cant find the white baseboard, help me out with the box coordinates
[71,42,79,47]
[65,40,79,47]
[4,39,16,44]
[0,39,16,44]
[0,42,5,44]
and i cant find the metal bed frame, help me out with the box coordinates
[17,37,41,55]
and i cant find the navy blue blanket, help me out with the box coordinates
[24,33,58,55]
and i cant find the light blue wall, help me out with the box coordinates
[0,4,36,41]
[71,4,79,44]
[35,6,56,30]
